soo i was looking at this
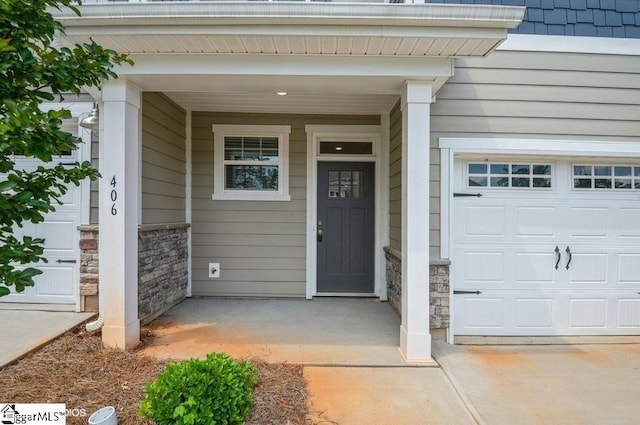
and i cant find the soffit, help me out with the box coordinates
[53,3,525,57]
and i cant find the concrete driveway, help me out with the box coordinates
[433,340,640,425]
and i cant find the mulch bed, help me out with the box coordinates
[0,326,309,424]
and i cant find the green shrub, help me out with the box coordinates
[139,352,258,425]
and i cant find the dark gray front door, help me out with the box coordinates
[317,161,375,293]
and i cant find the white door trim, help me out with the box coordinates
[305,124,387,299]
[439,137,640,343]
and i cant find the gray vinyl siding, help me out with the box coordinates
[141,92,187,225]
[430,48,640,257]
[388,101,402,252]
[191,112,379,298]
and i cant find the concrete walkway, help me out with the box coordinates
[0,308,94,368]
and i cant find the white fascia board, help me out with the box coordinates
[114,54,454,79]
[62,24,509,40]
[53,3,524,30]
[499,34,640,56]
[439,138,640,157]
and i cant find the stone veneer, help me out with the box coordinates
[384,246,450,329]
[138,223,189,325]
[78,223,189,325]
[78,225,99,312]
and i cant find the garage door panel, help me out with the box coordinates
[515,207,556,237]
[38,220,76,252]
[464,252,504,283]
[515,298,554,328]
[569,207,608,238]
[618,299,640,327]
[618,208,640,238]
[464,205,505,237]
[568,253,608,284]
[515,252,555,284]
[455,292,640,335]
[568,298,607,328]
[619,254,640,284]
[459,297,505,328]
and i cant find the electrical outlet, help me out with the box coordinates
[208,262,220,278]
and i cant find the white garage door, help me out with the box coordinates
[2,133,83,306]
[452,158,640,336]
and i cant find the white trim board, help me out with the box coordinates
[440,138,640,157]
[499,34,640,56]
[305,124,387,300]
[185,110,193,298]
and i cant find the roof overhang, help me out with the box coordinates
[52,2,524,114]
[54,2,524,57]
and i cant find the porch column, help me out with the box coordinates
[99,80,141,350]
[400,81,432,361]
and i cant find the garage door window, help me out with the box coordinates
[573,164,640,190]
[468,163,552,189]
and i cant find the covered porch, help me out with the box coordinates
[142,297,413,366]
[53,1,524,361]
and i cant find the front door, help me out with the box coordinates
[317,161,375,293]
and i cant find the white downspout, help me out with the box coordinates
[86,103,105,333]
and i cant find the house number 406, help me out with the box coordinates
[110,176,118,216]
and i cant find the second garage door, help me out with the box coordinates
[452,158,640,336]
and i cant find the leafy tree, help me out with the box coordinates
[0,0,131,296]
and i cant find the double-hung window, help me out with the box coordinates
[212,125,291,201]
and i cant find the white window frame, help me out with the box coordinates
[212,124,291,201]
[465,161,554,190]
[571,163,640,191]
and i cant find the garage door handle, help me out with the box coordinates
[554,246,561,270]
[565,246,572,270]
[453,290,482,295]
[56,259,77,264]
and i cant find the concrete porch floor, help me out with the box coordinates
[141,297,431,366]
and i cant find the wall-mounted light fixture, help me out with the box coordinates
[80,103,99,130]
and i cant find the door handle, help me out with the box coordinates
[554,246,561,270]
[317,229,323,242]
[565,246,572,270]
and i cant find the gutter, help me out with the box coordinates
[52,2,525,30]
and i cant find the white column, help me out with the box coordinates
[400,81,432,361]
[99,80,141,350]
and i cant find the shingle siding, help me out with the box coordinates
[426,0,640,38]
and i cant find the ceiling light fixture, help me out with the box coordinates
[335,146,343,151]
[276,92,288,96]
